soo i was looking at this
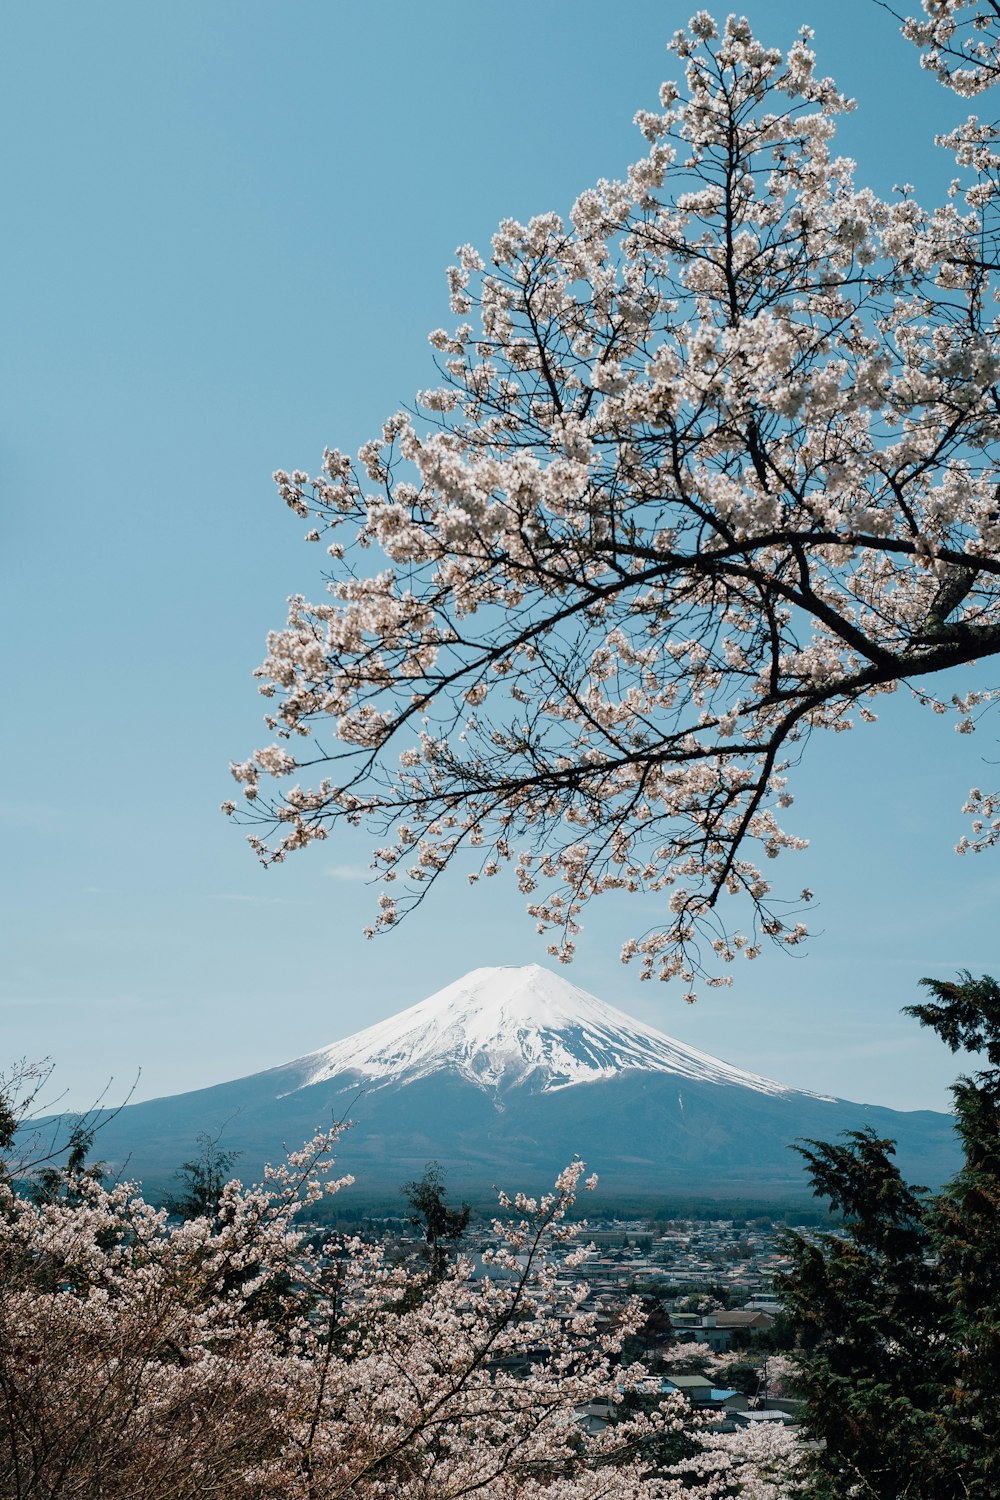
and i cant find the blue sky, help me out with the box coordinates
[1,0,996,1115]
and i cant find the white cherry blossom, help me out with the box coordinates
[0,1128,802,1497]
[234,11,1000,993]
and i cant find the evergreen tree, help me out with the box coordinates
[27,1120,106,1207]
[780,972,1000,1499]
[166,1132,243,1218]
[779,1132,952,1496]
[401,1163,471,1279]
[908,974,1000,1495]
[0,1094,14,1167]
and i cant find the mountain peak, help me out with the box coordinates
[62,961,960,1197]
[288,964,813,1100]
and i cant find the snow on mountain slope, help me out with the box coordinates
[285,964,821,1099]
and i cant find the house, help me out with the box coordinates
[682,1307,776,1351]
[662,1374,713,1403]
[709,1389,750,1412]
[574,1400,613,1435]
[664,1376,752,1412]
[731,1408,797,1427]
[744,1294,783,1313]
[714,1310,775,1332]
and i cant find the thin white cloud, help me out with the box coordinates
[323,865,370,882]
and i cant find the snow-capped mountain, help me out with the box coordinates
[286,964,818,1100]
[63,965,960,1201]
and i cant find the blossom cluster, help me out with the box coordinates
[232,11,1000,993]
[902,1,1000,95]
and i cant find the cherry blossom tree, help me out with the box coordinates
[0,1127,800,1498]
[229,9,1000,994]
